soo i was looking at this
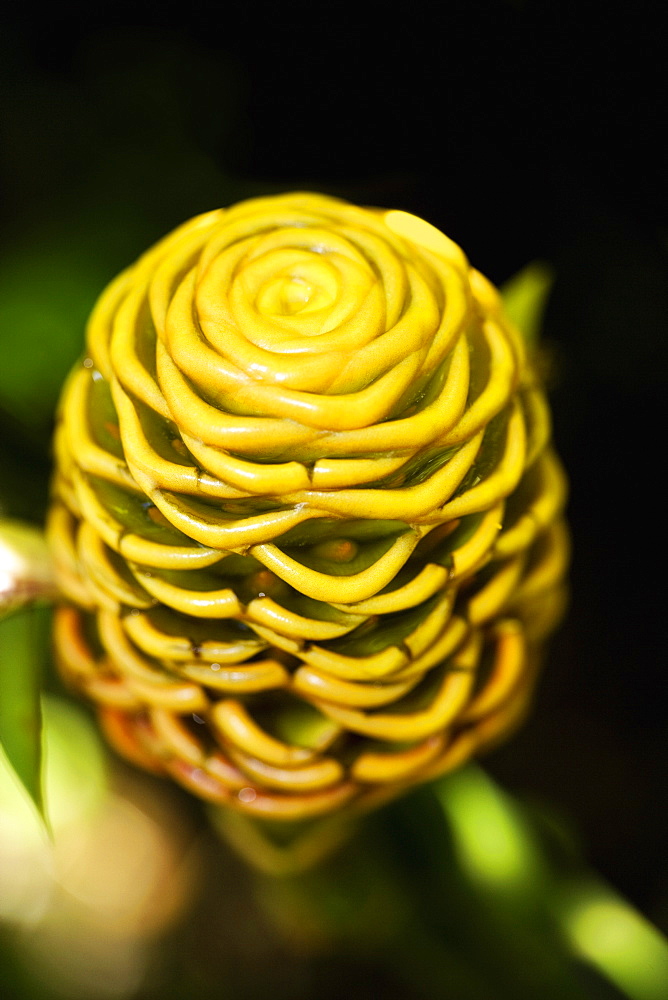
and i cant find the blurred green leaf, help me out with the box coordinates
[433,767,668,1000]
[0,521,54,821]
[0,243,100,434]
[556,879,668,1000]
[0,408,51,522]
[0,605,50,821]
[501,261,554,348]
[437,764,547,898]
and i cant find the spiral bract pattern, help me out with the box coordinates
[50,192,568,820]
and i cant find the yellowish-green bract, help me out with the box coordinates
[49,192,568,821]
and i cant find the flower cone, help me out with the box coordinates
[49,192,568,832]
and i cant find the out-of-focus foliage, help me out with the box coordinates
[0,522,55,819]
[0,696,201,999]
[0,247,103,434]
[2,695,667,1000]
[500,262,554,351]
[0,607,48,820]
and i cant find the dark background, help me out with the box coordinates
[0,0,666,935]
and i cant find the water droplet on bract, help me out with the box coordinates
[238,787,257,803]
[210,662,221,671]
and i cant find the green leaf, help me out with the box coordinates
[436,764,547,898]
[434,766,668,1000]
[0,604,50,820]
[556,879,668,1000]
[0,519,54,821]
[501,261,555,349]
[0,242,103,435]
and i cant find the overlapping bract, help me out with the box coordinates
[49,193,568,820]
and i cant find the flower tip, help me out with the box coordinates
[383,210,468,270]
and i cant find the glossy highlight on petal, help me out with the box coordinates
[49,192,568,821]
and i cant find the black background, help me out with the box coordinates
[1,0,666,932]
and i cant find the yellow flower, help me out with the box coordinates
[49,192,568,821]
